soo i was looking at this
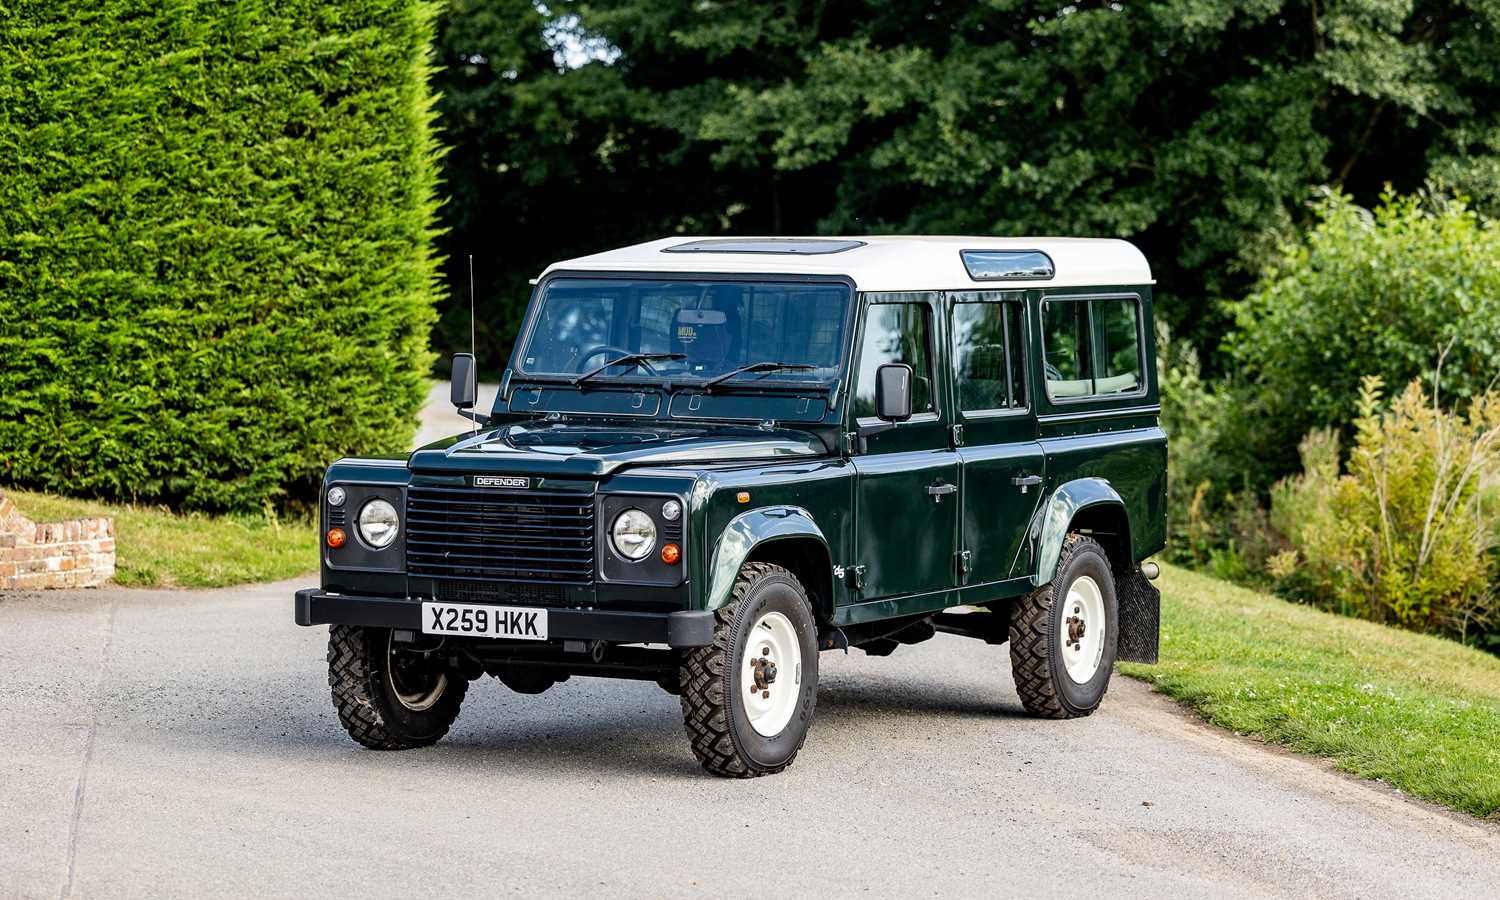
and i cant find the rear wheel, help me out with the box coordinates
[1009,534,1118,718]
[327,625,467,749]
[678,563,819,777]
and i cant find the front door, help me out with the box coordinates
[849,294,959,606]
[948,292,1046,585]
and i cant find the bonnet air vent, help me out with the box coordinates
[961,249,1056,281]
[662,238,866,255]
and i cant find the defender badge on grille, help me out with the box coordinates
[473,475,530,489]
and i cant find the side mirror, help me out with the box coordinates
[874,363,913,422]
[450,353,477,410]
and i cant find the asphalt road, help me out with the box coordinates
[414,381,498,449]
[3,581,1498,899]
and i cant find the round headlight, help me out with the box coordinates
[610,508,657,561]
[660,499,682,521]
[357,499,400,549]
[326,486,346,507]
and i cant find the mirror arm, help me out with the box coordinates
[458,409,490,426]
[855,420,899,454]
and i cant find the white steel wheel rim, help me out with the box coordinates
[1060,575,1106,684]
[387,633,448,712]
[740,611,801,737]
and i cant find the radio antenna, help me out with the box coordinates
[467,254,478,433]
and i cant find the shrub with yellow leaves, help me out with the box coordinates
[1270,375,1500,644]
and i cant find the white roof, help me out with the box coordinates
[538,235,1152,291]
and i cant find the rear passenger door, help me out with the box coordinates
[948,292,1046,585]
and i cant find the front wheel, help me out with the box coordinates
[678,563,819,777]
[1009,534,1118,718]
[327,625,468,749]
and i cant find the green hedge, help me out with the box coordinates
[0,0,442,510]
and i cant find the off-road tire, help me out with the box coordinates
[678,562,819,778]
[1009,534,1118,718]
[328,624,468,750]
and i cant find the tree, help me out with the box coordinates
[432,0,1500,368]
[1223,188,1500,487]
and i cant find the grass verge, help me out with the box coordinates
[4,487,317,589]
[1123,563,1500,818]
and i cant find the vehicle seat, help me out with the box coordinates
[672,292,741,375]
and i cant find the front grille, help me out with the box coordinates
[406,485,595,584]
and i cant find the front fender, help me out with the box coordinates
[706,506,829,611]
[1030,478,1127,586]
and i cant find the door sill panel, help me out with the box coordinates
[832,576,1033,626]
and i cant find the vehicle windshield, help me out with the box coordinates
[517,278,851,385]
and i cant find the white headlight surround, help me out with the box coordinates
[357,498,400,549]
[610,508,657,561]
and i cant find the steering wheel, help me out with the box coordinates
[573,345,663,375]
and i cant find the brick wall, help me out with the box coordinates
[0,493,115,589]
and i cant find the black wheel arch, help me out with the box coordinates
[1066,502,1133,575]
[743,535,835,625]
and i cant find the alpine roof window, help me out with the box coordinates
[961,249,1055,281]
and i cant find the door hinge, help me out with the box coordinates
[956,549,973,584]
[844,431,859,455]
[838,564,866,590]
[950,423,964,447]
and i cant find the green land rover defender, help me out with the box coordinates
[295,236,1165,777]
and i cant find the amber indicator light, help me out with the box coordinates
[736,491,750,504]
[661,542,681,565]
[326,527,346,549]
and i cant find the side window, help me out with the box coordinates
[1042,301,1092,397]
[1041,297,1143,400]
[952,297,1027,412]
[1092,298,1141,395]
[853,302,935,419]
[636,292,682,354]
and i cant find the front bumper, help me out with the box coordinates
[293,589,715,649]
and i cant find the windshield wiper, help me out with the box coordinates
[571,352,685,387]
[702,361,816,391]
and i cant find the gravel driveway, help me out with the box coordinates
[2,580,1497,898]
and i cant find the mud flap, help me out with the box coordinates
[1116,568,1160,664]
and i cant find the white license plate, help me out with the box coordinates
[420,602,548,641]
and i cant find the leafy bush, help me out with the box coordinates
[1270,378,1500,644]
[1158,324,1284,578]
[1223,189,1500,491]
[1158,326,1226,563]
[0,1,442,510]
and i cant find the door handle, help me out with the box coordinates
[1011,474,1043,494]
[927,483,957,503]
